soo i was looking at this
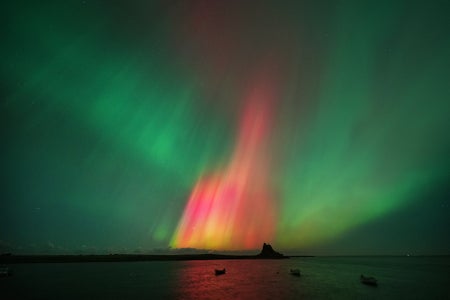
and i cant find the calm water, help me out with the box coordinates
[1,257,449,299]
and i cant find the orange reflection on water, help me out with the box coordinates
[173,260,294,299]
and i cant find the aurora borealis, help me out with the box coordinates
[172,66,281,250]
[1,1,449,255]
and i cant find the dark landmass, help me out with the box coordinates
[0,243,296,264]
[257,243,285,258]
[289,255,316,258]
[0,253,284,264]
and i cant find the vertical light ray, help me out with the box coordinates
[171,71,279,250]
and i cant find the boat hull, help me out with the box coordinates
[215,269,226,275]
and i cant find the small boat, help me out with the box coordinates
[215,268,226,275]
[360,274,377,286]
[290,269,301,276]
[0,267,12,277]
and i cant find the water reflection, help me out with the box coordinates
[1,258,447,299]
[174,260,300,299]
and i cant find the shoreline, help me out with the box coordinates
[0,254,305,264]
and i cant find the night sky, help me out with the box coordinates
[1,0,449,255]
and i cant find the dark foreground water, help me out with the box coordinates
[1,256,449,299]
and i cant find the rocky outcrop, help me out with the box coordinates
[257,243,285,258]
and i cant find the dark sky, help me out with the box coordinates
[1,0,449,255]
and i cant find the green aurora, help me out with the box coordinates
[1,0,449,255]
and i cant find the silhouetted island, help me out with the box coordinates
[257,243,285,258]
[0,243,295,264]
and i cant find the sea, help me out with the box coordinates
[1,256,449,299]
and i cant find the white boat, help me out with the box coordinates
[360,274,377,286]
[290,269,301,276]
